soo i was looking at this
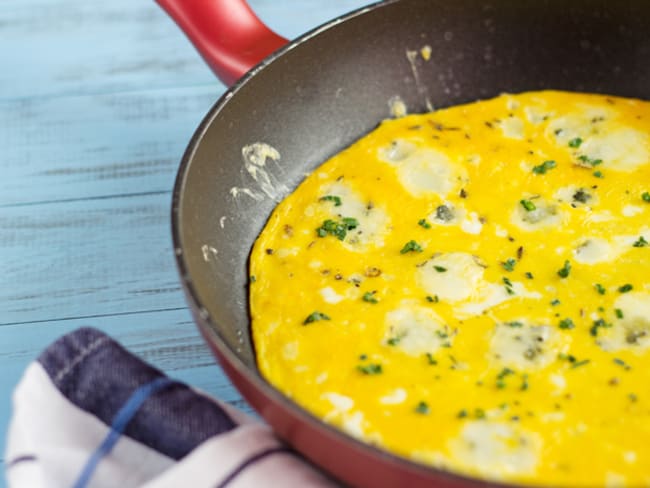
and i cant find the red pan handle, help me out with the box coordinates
[156,0,289,86]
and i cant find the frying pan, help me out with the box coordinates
[158,0,650,486]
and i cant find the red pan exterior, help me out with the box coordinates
[171,0,650,486]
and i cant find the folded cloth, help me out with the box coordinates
[4,327,338,488]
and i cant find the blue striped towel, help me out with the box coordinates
[4,328,337,488]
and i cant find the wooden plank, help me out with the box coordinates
[0,192,185,324]
[0,308,251,465]
[0,0,370,100]
[0,86,216,206]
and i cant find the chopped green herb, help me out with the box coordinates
[643,192,650,203]
[578,154,603,166]
[614,358,631,370]
[319,195,342,206]
[387,336,401,346]
[572,359,591,369]
[615,308,624,319]
[590,318,612,336]
[594,283,606,295]
[433,265,447,273]
[525,272,534,279]
[316,217,358,240]
[558,353,577,363]
[557,260,571,278]
[418,218,432,229]
[572,189,591,204]
[559,318,575,330]
[551,299,561,306]
[496,368,515,388]
[303,311,331,325]
[474,408,486,419]
[520,374,529,391]
[520,199,536,212]
[426,353,438,365]
[502,258,516,272]
[357,363,383,375]
[618,284,634,293]
[362,291,379,304]
[426,295,439,303]
[457,409,468,419]
[250,275,257,283]
[505,321,523,328]
[400,240,423,254]
[532,159,557,174]
[593,170,604,178]
[568,137,583,148]
[341,217,359,229]
[633,236,648,248]
[629,393,638,402]
[502,276,515,295]
[415,401,430,414]
[359,354,368,360]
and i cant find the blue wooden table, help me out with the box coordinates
[0,1,369,485]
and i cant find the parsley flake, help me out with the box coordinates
[532,160,557,174]
[362,291,379,304]
[505,321,523,328]
[558,318,575,330]
[568,137,583,148]
[426,353,438,365]
[400,240,423,254]
[433,265,447,273]
[633,236,648,248]
[557,260,571,278]
[618,284,633,293]
[357,363,383,375]
[614,358,631,370]
[520,199,536,212]
[415,401,430,414]
[303,311,331,325]
[316,217,358,240]
[502,258,516,272]
[590,318,612,336]
[615,308,624,319]
[572,359,591,369]
[643,192,650,203]
[595,283,606,295]
[593,170,604,178]
[418,218,432,229]
[319,195,342,206]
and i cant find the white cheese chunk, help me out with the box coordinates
[318,181,390,250]
[320,286,344,304]
[498,116,525,140]
[416,252,484,302]
[378,139,467,198]
[448,421,541,479]
[489,321,567,370]
[379,388,408,405]
[598,292,650,352]
[512,198,563,231]
[384,303,452,355]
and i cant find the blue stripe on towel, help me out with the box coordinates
[72,376,175,488]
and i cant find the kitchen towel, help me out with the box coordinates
[4,327,337,488]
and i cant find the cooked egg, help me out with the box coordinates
[249,91,650,486]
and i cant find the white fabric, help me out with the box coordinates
[5,363,337,488]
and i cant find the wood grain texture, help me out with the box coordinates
[0,0,370,482]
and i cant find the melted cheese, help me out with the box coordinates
[249,91,650,486]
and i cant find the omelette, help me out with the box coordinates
[248,91,650,486]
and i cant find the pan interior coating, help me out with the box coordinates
[249,91,650,486]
